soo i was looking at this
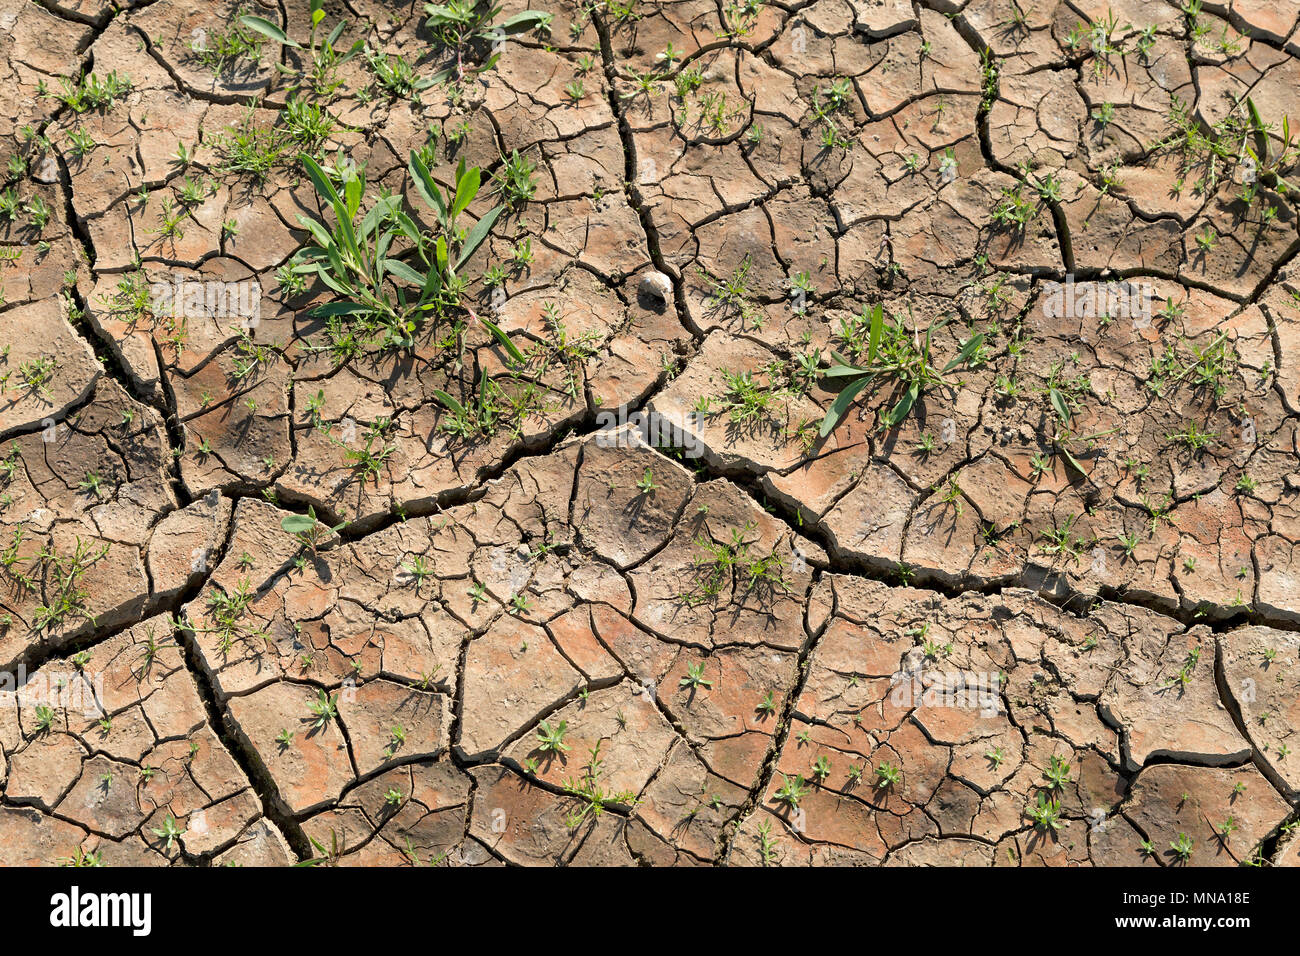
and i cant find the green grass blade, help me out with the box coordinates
[818,373,874,438]
[239,15,301,48]
[455,205,502,271]
[308,301,368,317]
[451,166,481,221]
[883,381,920,428]
[942,331,985,373]
[1049,386,1071,426]
[867,303,883,363]
[480,314,526,365]
[383,258,426,285]
[432,389,466,416]
[408,150,448,225]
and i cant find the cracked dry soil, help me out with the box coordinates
[0,0,1299,869]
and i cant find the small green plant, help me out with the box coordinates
[292,150,502,359]
[774,773,809,810]
[280,506,346,554]
[0,188,20,222]
[493,149,537,207]
[991,180,1037,231]
[49,71,132,113]
[423,2,552,84]
[190,7,265,73]
[151,813,185,851]
[33,704,55,733]
[678,522,791,607]
[28,537,112,632]
[561,740,638,827]
[1243,97,1299,192]
[1044,755,1071,790]
[241,1,365,95]
[401,554,435,587]
[306,688,339,730]
[1166,421,1218,452]
[679,661,713,691]
[756,820,778,864]
[78,470,103,498]
[60,847,104,867]
[1026,792,1063,832]
[874,761,901,789]
[635,467,658,496]
[535,719,570,754]
[1163,645,1202,689]
[25,196,51,231]
[1117,531,1140,558]
[819,304,984,436]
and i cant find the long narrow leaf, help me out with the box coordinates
[408,150,448,224]
[818,374,874,439]
[883,381,920,428]
[432,389,466,416]
[295,214,334,250]
[480,315,526,365]
[1049,387,1071,426]
[392,210,423,249]
[1247,97,1269,163]
[434,236,448,276]
[942,331,985,373]
[455,205,502,271]
[420,254,443,298]
[1058,444,1087,477]
[451,166,481,222]
[239,15,301,48]
[499,10,552,34]
[822,362,871,379]
[308,301,369,317]
[344,173,363,220]
[359,196,400,240]
[299,154,360,262]
[384,258,427,285]
[867,304,883,363]
[300,154,346,220]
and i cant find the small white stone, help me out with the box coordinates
[638,271,672,302]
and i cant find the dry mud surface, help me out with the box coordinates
[1,0,1299,867]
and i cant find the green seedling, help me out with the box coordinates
[280,505,346,554]
[819,304,984,437]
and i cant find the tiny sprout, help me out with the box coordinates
[679,661,713,690]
